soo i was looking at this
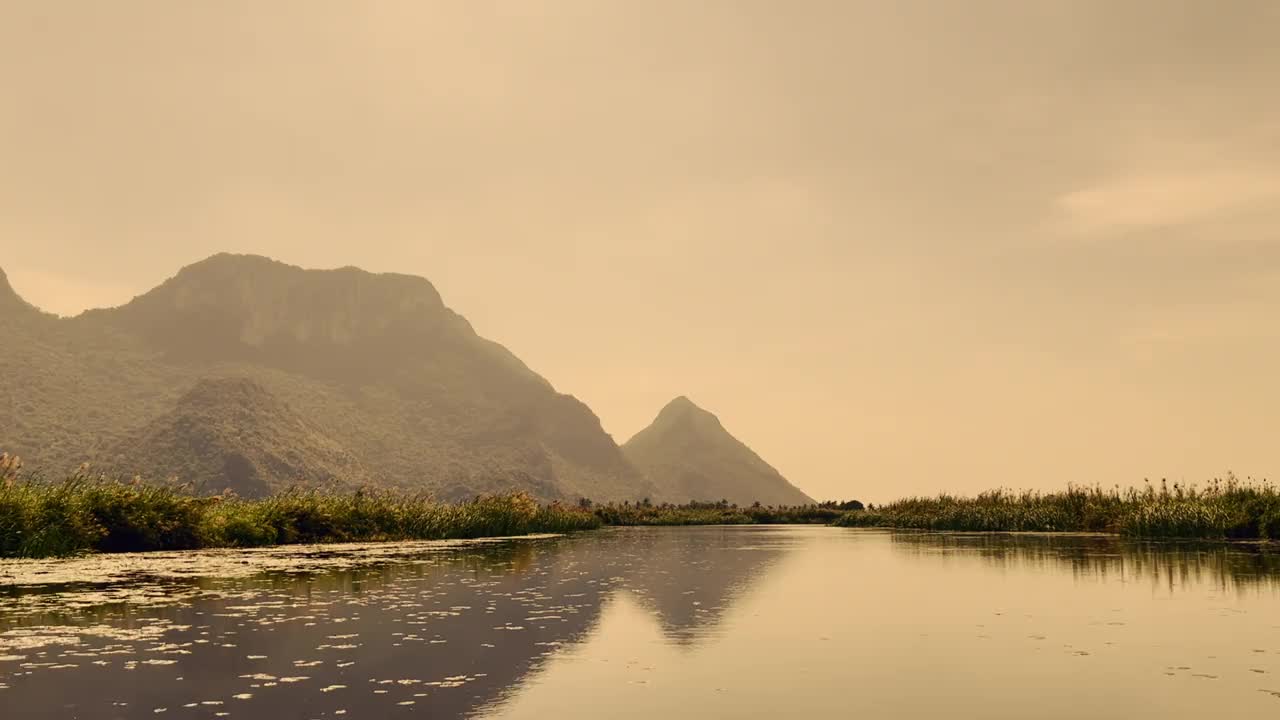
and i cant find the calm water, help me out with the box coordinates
[3,527,1280,718]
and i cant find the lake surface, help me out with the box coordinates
[3,526,1280,719]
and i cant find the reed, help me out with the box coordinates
[0,469,599,558]
[835,475,1280,539]
[0,464,848,557]
[9,456,1275,559]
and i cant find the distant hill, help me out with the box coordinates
[0,254,653,501]
[99,377,373,496]
[622,396,814,506]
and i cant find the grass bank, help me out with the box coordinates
[837,477,1280,539]
[9,456,1278,558]
[0,475,600,558]
[0,458,862,557]
[0,474,856,558]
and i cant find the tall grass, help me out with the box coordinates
[591,499,845,526]
[0,468,599,558]
[0,470,849,557]
[10,454,1278,558]
[836,476,1280,539]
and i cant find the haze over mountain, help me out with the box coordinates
[623,397,814,507]
[0,254,656,500]
[102,377,373,496]
[6,4,1280,500]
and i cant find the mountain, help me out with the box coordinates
[0,254,653,501]
[622,396,815,506]
[99,377,372,496]
[0,267,42,319]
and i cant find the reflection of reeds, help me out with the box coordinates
[836,476,1280,539]
[886,531,1280,593]
[0,473,599,558]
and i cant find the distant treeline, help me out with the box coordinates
[582,497,861,526]
[837,476,1280,539]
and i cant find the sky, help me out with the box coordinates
[3,1,1279,502]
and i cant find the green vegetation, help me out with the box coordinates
[0,462,599,558]
[589,499,849,526]
[0,455,863,558]
[836,476,1280,539]
[9,453,1280,559]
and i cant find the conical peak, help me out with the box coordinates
[623,395,816,506]
[658,395,708,417]
[650,395,725,435]
[663,395,696,412]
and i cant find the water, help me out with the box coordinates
[3,527,1280,719]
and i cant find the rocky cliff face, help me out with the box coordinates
[623,396,814,506]
[1,254,653,502]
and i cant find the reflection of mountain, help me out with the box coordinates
[886,531,1280,592]
[0,528,794,719]
[605,527,789,644]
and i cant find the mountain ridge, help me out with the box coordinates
[0,254,654,502]
[0,267,41,316]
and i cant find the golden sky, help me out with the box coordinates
[3,1,1279,501]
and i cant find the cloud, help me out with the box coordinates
[1126,297,1280,346]
[1055,170,1280,235]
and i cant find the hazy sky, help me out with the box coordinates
[3,1,1279,501]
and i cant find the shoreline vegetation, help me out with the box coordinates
[837,476,1280,539]
[0,474,856,559]
[584,498,856,527]
[0,453,865,558]
[2,456,1277,558]
[0,476,600,559]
